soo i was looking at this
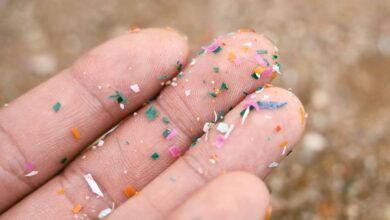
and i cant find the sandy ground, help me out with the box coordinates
[1,0,390,219]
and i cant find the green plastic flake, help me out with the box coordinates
[176,61,183,71]
[220,82,228,92]
[157,75,169,80]
[146,105,158,121]
[53,102,61,112]
[213,109,224,123]
[151,152,160,160]
[273,55,278,60]
[191,136,201,146]
[213,67,219,73]
[256,86,264,92]
[213,46,222,54]
[198,49,205,55]
[124,140,130,145]
[240,106,255,116]
[178,72,184,78]
[162,116,170,124]
[251,73,260,79]
[60,157,68,164]
[256,49,268,54]
[109,91,128,104]
[209,92,217,98]
[162,129,171,138]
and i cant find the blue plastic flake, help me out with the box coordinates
[257,101,288,109]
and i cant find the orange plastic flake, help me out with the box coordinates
[264,84,273,88]
[279,140,288,148]
[275,125,282,133]
[57,187,65,194]
[238,28,255,33]
[123,185,136,198]
[71,127,81,140]
[228,52,236,62]
[299,106,305,125]
[271,72,278,80]
[131,26,140,33]
[254,66,265,74]
[264,206,272,220]
[72,204,82,214]
[242,46,249,52]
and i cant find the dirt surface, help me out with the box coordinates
[1,0,389,219]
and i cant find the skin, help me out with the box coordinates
[0,28,305,219]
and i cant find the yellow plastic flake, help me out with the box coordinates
[57,187,65,194]
[228,52,236,62]
[299,106,306,125]
[71,127,81,140]
[279,140,289,148]
[242,46,250,52]
[123,185,137,198]
[72,204,82,214]
[254,66,265,74]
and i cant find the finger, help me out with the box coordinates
[0,27,189,211]
[110,87,305,219]
[167,172,270,220]
[2,31,279,219]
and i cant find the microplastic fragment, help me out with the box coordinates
[279,140,289,148]
[98,208,112,219]
[217,123,229,133]
[256,49,268,54]
[123,185,136,198]
[213,67,219,73]
[53,102,61,112]
[25,170,38,177]
[72,204,83,214]
[166,129,177,140]
[261,68,273,78]
[97,140,105,147]
[268,162,279,168]
[253,53,268,67]
[214,135,226,148]
[162,116,170,124]
[162,129,171,138]
[299,106,305,125]
[130,84,140,93]
[146,105,158,121]
[84,173,104,197]
[176,61,183,71]
[203,122,213,133]
[151,152,160,160]
[224,124,235,138]
[70,127,81,140]
[58,187,65,194]
[202,38,222,53]
[272,64,281,74]
[251,73,260,80]
[25,162,34,171]
[109,91,128,104]
[169,145,181,157]
[61,157,68,164]
[241,107,250,125]
[258,101,288,109]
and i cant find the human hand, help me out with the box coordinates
[0,28,305,219]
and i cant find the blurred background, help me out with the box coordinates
[0,0,389,219]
